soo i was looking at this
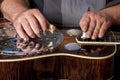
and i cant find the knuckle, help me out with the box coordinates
[31,9,41,14]
[80,18,90,26]
[84,11,91,16]
[89,12,96,17]
[95,15,100,19]
[23,10,30,15]
[91,12,96,16]
[90,21,95,27]
[90,24,95,28]
[31,9,39,12]
[85,18,90,23]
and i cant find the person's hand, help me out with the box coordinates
[80,11,112,39]
[13,9,49,40]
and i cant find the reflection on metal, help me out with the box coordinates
[81,32,86,39]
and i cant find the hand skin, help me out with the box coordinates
[1,0,49,40]
[80,4,120,40]
[13,9,49,40]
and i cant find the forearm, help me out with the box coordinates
[1,0,28,21]
[100,4,120,25]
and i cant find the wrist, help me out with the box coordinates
[99,6,120,25]
[12,8,28,21]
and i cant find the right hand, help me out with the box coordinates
[79,11,112,40]
[13,9,49,40]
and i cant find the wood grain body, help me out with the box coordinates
[54,56,114,80]
[0,61,34,80]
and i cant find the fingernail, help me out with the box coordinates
[31,35,36,38]
[99,34,103,38]
[92,36,95,40]
[92,34,97,40]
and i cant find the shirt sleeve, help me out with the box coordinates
[106,0,120,7]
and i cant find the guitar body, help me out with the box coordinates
[0,19,116,80]
[0,52,115,80]
[54,55,114,80]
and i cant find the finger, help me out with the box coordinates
[99,21,111,38]
[14,22,29,40]
[21,18,35,38]
[26,14,41,37]
[92,19,102,39]
[80,14,90,32]
[86,17,96,38]
[32,9,48,32]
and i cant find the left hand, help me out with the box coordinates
[80,11,112,39]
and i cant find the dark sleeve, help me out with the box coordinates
[107,0,120,7]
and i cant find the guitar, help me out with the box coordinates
[0,18,117,80]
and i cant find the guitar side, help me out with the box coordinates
[0,44,116,80]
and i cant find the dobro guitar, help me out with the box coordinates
[0,18,118,80]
